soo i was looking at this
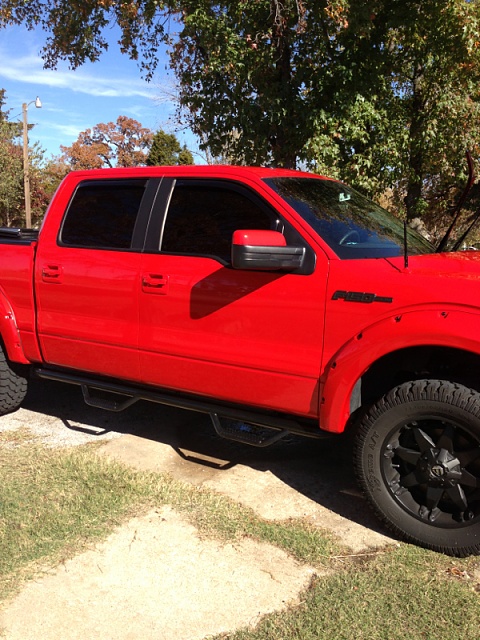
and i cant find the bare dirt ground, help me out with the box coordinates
[0,379,392,639]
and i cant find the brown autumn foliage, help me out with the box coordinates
[61,116,153,169]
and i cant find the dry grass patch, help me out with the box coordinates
[0,442,339,602]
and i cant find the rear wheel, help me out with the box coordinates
[354,380,480,556]
[0,344,28,415]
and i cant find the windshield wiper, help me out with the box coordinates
[436,151,475,252]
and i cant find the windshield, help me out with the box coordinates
[265,177,434,259]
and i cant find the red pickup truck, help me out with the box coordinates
[1,165,480,556]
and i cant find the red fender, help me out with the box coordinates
[0,288,30,364]
[319,307,480,433]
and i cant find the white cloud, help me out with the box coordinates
[0,49,154,99]
[0,26,177,156]
[45,122,90,138]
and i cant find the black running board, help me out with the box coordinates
[33,367,325,445]
[210,414,290,447]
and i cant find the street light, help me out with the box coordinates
[22,97,42,228]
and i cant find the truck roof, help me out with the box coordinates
[61,165,328,182]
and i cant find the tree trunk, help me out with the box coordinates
[269,0,297,169]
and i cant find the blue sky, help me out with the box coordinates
[0,24,195,159]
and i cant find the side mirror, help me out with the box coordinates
[231,230,305,271]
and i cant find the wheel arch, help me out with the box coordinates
[0,289,30,365]
[319,308,480,434]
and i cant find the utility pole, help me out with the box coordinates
[22,97,42,228]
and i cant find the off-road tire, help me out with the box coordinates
[0,344,28,416]
[354,380,480,556]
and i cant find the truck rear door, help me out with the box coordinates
[35,178,155,382]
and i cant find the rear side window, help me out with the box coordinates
[161,184,273,262]
[60,180,147,249]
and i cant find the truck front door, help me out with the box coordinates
[139,179,328,417]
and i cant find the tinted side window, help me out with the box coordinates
[265,177,433,259]
[60,180,147,249]
[161,185,272,262]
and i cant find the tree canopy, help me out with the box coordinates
[0,88,49,227]
[60,119,194,169]
[0,91,24,226]
[60,116,153,169]
[147,129,194,165]
[2,1,480,228]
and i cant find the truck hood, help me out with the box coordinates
[385,251,480,282]
[380,251,480,313]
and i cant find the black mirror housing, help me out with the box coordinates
[231,230,305,272]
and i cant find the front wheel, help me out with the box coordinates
[0,344,28,416]
[354,380,480,556]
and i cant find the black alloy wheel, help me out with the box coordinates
[354,380,480,556]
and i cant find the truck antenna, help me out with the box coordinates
[403,220,409,269]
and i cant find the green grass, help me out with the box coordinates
[215,545,480,640]
[0,430,479,640]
